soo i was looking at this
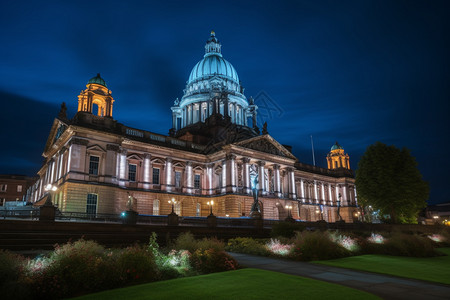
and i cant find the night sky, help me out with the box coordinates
[0,1,449,204]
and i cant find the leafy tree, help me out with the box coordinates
[356,142,428,223]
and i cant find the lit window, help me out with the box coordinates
[89,156,99,175]
[153,199,160,215]
[128,164,137,182]
[152,168,160,184]
[196,203,201,217]
[86,193,97,216]
[175,202,181,215]
[194,174,201,189]
[17,185,22,192]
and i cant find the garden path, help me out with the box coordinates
[228,252,450,300]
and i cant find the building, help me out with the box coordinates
[29,32,358,222]
[0,174,37,205]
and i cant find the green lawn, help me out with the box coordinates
[314,248,450,285]
[73,268,380,300]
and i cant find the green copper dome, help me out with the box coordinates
[88,73,107,87]
[331,141,344,151]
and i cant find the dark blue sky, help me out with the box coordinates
[0,1,448,204]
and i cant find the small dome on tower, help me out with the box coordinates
[331,141,344,151]
[88,73,107,87]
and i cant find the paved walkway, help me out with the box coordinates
[229,252,450,300]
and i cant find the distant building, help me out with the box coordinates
[419,203,450,225]
[28,32,358,222]
[0,175,37,205]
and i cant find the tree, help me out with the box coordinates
[356,142,428,223]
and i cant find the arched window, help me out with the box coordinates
[153,199,160,215]
[175,202,181,215]
[196,203,201,217]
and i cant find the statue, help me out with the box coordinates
[58,102,67,120]
[174,98,179,106]
[250,175,261,218]
[126,193,135,210]
[262,122,268,135]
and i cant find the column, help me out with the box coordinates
[287,168,296,199]
[321,183,325,204]
[105,144,118,184]
[118,149,127,187]
[257,161,266,195]
[143,154,151,189]
[242,158,251,194]
[186,161,193,194]
[314,180,318,203]
[221,159,226,193]
[165,158,173,192]
[354,186,358,206]
[300,179,305,203]
[273,164,281,197]
[226,154,236,192]
[207,163,213,195]
[328,185,333,205]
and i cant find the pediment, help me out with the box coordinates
[127,153,143,160]
[43,118,69,156]
[234,135,297,160]
[87,144,106,153]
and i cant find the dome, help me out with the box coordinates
[331,141,344,151]
[188,56,239,84]
[187,31,239,85]
[88,73,107,87]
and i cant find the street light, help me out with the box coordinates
[168,198,177,214]
[44,184,57,206]
[285,205,293,218]
[207,200,214,215]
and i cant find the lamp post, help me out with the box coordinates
[168,198,176,214]
[40,184,57,221]
[44,184,57,206]
[207,200,214,216]
[285,205,292,218]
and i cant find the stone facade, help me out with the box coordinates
[29,33,358,223]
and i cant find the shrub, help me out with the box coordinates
[173,232,224,252]
[190,248,238,274]
[0,250,30,300]
[383,233,437,257]
[265,239,293,256]
[226,237,270,256]
[31,239,108,299]
[271,222,305,238]
[290,231,350,261]
[329,232,360,252]
[114,245,158,284]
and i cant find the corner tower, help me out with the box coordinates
[77,73,115,118]
[327,142,350,169]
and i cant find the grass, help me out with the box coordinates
[314,248,450,285]
[73,268,380,300]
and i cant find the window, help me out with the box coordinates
[196,203,201,217]
[175,171,181,188]
[89,156,99,175]
[17,185,22,192]
[175,202,181,215]
[86,194,97,216]
[128,164,137,182]
[194,174,201,189]
[153,199,160,215]
[152,168,160,184]
[0,184,7,192]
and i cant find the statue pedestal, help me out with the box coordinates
[121,210,138,225]
[39,205,56,221]
[250,211,263,228]
[207,214,217,228]
[284,216,295,223]
[168,212,179,226]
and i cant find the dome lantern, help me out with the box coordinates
[204,30,222,57]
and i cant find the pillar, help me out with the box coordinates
[273,164,281,198]
[143,154,151,189]
[226,154,236,192]
[242,158,251,194]
[257,161,266,195]
[186,161,193,194]
[165,158,173,192]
